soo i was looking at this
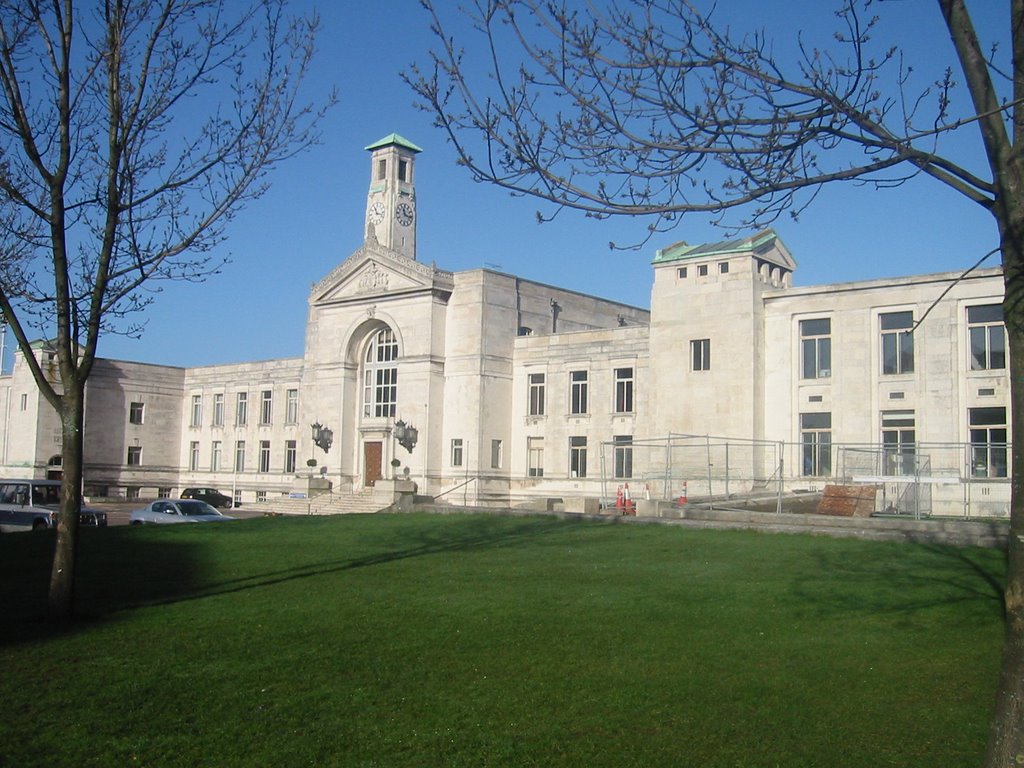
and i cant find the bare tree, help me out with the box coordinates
[409,0,1024,763]
[0,0,332,620]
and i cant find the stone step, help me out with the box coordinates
[267,490,385,516]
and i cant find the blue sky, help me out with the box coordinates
[84,0,1005,368]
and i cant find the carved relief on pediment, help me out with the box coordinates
[356,262,390,293]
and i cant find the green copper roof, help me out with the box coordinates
[364,133,423,153]
[652,229,778,264]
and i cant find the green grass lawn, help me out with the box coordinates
[0,513,1006,767]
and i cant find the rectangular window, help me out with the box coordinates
[800,318,832,379]
[719,261,729,274]
[158,487,171,499]
[527,436,544,477]
[256,491,268,503]
[528,373,546,416]
[968,304,1006,371]
[190,394,202,427]
[128,445,143,466]
[969,407,1008,478]
[614,367,634,413]
[490,439,503,469]
[881,311,915,375]
[285,440,297,474]
[259,440,271,473]
[570,370,589,415]
[691,339,711,372]
[569,436,587,478]
[613,435,633,479]
[213,393,225,427]
[881,411,916,476]
[19,393,27,411]
[451,438,463,467]
[677,267,687,279]
[234,440,246,472]
[697,264,708,277]
[236,392,248,427]
[188,441,199,471]
[377,158,386,180]
[286,389,299,424]
[211,441,222,472]
[398,158,409,182]
[800,412,832,477]
[260,390,273,425]
[129,401,145,425]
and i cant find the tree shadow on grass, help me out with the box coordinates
[0,513,583,647]
[788,539,1006,625]
[126,514,578,609]
[0,528,210,648]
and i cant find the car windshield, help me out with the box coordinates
[178,501,220,517]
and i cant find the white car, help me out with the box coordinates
[130,499,234,525]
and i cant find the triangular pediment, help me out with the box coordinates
[311,238,453,305]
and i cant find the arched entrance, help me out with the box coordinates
[357,325,399,487]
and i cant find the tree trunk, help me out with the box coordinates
[986,204,1024,765]
[47,386,83,621]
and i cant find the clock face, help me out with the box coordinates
[395,201,415,227]
[367,201,386,225]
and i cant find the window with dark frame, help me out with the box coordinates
[569,436,587,478]
[800,318,832,379]
[881,411,916,476]
[614,368,634,413]
[969,407,1008,478]
[967,304,1006,371]
[260,390,273,425]
[613,435,633,479]
[129,401,145,425]
[691,339,711,371]
[800,412,832,476]
[570,370,588,414]
[881,311,915,375]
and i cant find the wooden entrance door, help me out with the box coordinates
[364,441,383,487]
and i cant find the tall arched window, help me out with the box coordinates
[363,327,398,417]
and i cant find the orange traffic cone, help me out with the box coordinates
[615,484,624,512]
[678,481,688,506]
[623,483,634,515]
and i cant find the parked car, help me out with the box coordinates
[0,478,108,532]
[180,487,234,508]
[130,499,235,525]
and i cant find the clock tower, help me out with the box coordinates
[364,133,422,260]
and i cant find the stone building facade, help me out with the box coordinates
[0,135,1010,516]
